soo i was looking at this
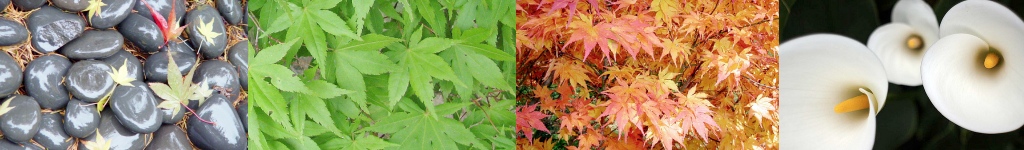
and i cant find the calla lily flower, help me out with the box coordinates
[921,0,1024,134]
[867,0,939,86]
[781,34,889,149]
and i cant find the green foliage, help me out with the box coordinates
[248,0,516,149]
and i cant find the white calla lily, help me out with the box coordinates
[867,0,938,86]
[922,0,1024,134]
[781,34,889,149]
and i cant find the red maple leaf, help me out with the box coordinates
[516,104,550,141]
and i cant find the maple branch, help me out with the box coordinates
[181,102,217,125]
[692,17,780,49]
[472,90,504,134]
[247,12,284,52]
[743,75,777,90]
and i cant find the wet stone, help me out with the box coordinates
[78,110,148,150]
[0,0,8,12]
[118,14,164,53]
[52,0,88,12]
[144,50,196,83]
[66,60,114,102]
[33,113,72,150]
[23,54,71,109]
[64,99,99,138]
[186,5,227,59]
[145,125,190,150]
[0,18,28,46]
[188,94,246,150]
[12,0,44,10]
[0,52,20,97]
[110,81,161,133]
[228,41,248,90]
[161,40,194,54]
[88,0,134,29]
[217,0,243,25]
[102,50,144,81]
[133,0,186,23]
[0,95,42,143]
[28,6,85,53]
[237,99,247,131]
[0,140,42,150]
[194,60,240,102]
[61,30,123,60]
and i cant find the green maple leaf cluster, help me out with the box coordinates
[248,0,516,149]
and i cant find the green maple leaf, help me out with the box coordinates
[197,17,223,44]
[85,0,106,21]
[364,110,485,150]
[328,134,398,150]
[150,51,213,115]
[394,28,464,118]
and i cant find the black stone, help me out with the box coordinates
[118,14,164,53]
[87,0,134,29]
[228,40,248,91]
[186,5,227,59]
[0,95,41,143]
[194,60,240,102]
[12,0,44,10]
[0,18,28,46]
[102,50,144,81]
[187,94,246,150]
[0,139,42,150]
[144,49,196,83]
[64,99,98,138]
[145,125,190,150]
[0,52,20,97]
[27,6,85,53]
[133,0,185,24]
[61,29,123,60]
[32,113,72,149]
[23,54,71,109]
[110,81,161,133]
[237,99,247,131]
[65,60,114,102]
[216,0,243,25]
[78,110,148,150]
[52,0,88,12]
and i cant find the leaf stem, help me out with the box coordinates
[181,102,217,125]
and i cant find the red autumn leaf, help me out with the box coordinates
[516,104,550,141]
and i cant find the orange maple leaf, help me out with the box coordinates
[599,80,646,137]
[547,59,592,91]
[565,14,613,60]
[576,128,605,150]
[675,88,720,142]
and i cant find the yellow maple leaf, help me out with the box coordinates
[108,60,135,86]
[85,0,107,21]
[82,129,111,150]
[0,97,16,116]
[747,94,776,123]
[197,17,222,44]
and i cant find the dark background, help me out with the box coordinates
[781,0,1024,149]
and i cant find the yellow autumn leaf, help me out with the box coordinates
[197,17,222,44]
[83,129,111,150]
[85,0,107,21]
[109,60,135,86]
